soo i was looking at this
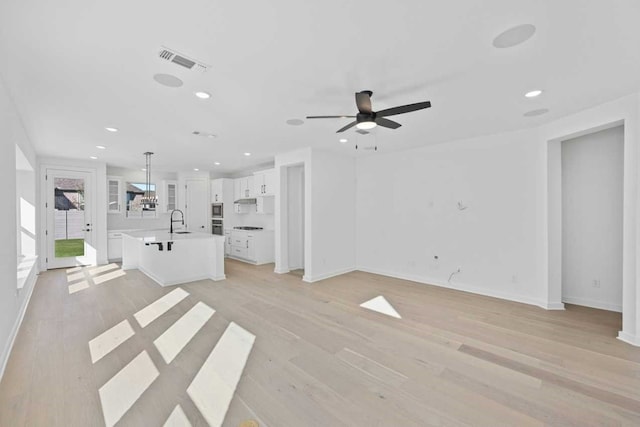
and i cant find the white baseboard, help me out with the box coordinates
[356,266,555,310]
[0,264,39,382]
[562,296,622,312]
[542,302,566,310]
[302,266,356,283]
[617,331,640,347]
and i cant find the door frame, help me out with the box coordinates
[40,165,98,270]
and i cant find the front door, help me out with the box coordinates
[46,169,96,269]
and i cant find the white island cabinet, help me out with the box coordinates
[122,230,226,286]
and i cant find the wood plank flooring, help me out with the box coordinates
[1,259,639,426]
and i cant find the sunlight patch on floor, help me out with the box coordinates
[98,350,159,427]
[134,288,189,328]
[154,302,215,364]
[89,320,135,363]
[68,280,90,295]
[93,269,126,285]
[360,295,402,319]
[163,405,192,427]
[187,322,256,427]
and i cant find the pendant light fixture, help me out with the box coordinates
[141,152,157,210]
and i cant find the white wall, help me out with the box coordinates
[107,166,177,231]
[275,148,356,281]
[561,126,624,311]
[310,150,356,281]
[0,76,38,379]
[287,165,304,270]
[356,129,547,306]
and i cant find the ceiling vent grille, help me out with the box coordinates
[158,46,210,73]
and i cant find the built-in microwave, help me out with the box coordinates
[212,203,223,218]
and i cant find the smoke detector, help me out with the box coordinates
[158,46,210,73]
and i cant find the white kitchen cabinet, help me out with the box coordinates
[107,231,123,261]
[107,176,123,214]
[256,196,274,214]
[234,176,255,199]
[224,229,231,257]
[253,169,276,196]
[211,179,223,203]
[158,180,178,213]
[229,230,274,265]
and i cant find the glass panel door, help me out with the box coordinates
[47,169,96,268]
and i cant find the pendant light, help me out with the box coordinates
[141,152,157,210]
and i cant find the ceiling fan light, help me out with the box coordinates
[356,121,377,130]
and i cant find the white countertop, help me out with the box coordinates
[122,229,225,243]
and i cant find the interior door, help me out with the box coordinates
[46,169,96,268]
[185,179,208,232]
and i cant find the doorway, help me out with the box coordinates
[561,126,624,311]
[46,169,97,269]
[185,179,208,232]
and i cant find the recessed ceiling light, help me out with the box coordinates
[492,24,536,48]
[523,108,549,117]
[193,168,199,171]
[153,73,184,88]
[525,90,543,98]
[96,145,106,149]
[339,138,348,143]
[141,168,147,171]
[89,156,98,160]
[244,152,251,156]
[105,127,118,132]
[194,91,211,99]
[214,162,221,166]
[286,118,304,126]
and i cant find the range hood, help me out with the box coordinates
[234,198,257,205]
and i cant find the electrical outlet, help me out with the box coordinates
[593,279,601,288]
[511,275,518,284]
[408,260,416,268]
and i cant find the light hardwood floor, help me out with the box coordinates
[1,259,640,426]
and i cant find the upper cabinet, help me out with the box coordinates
[107,176,122,214]
[211,179,223,203]
[234,175,255,200]
[164,180,178,212]
[254,169,276,196]
[156,180,178,213]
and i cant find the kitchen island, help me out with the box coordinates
[121,230,225,286]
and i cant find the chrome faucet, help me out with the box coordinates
[170,209,184,234]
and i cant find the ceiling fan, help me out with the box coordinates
[306,90,431,133]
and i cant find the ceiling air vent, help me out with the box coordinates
[158,46,210,73]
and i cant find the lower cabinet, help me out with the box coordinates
[107,231,124,261]
[224,229,231,257]
[228,230,274,265]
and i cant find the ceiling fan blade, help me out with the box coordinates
[376,117,402,129]
[355,91,373,114]
[376,101,431,117]
[336,121,357,133]
[306,115,356,119]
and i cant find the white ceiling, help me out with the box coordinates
[1,0,639,173]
